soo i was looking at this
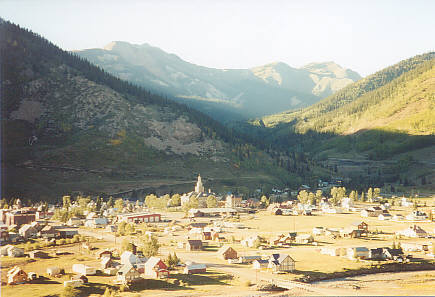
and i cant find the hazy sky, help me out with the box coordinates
[1,0,434,76]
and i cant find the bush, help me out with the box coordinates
[243,280,252,287]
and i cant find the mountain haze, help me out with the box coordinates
[76,41,361,121]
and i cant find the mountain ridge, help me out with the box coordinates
[75,41,361,120]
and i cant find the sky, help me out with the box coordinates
[1,0,434,76]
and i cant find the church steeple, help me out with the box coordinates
[195,174,204,193]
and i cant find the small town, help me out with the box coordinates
[2,175,435,296]
[1,2,435,296]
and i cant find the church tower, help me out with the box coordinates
[195,174,205,193]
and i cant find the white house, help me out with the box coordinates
[347,247,369,259]
[406,211,427,221]
[72,264,96,276]
[120,251,142,265]
[396,225,428,238]
[85,217,108,228]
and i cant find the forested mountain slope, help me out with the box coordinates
[76,42,360,121]
[259,52,435,132]
[1,21,313,201]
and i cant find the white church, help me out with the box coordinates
[181,175,217,207]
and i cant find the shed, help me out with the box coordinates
[7,266,28,284]
[252,259,269,270]
[29,250,49,259]
[184,263,207,274]
[47,266,61,276]
[186,240,203,251]
[217,246,238,260]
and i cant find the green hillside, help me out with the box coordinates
[1,21,320,202]
[259,52,435,132]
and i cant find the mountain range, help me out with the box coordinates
[1,20,314,201]
[75,41,361,121]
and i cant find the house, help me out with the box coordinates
[217,246,238,260]
[239,255,262,264]
[325,228,340,238]
[47,266,61,276]
[117,264,141,284]
[347,247,369,259]
[241,235,261,248]
[361,209,377,217]
[369,248,385,260]
[85,217,109,228]
[276,234,294,246]
[97,249,112,259]
[19,224,36,238]
[312,227,324,235]
[252,259,269,270]
[268,254,295,272]
[7,246,24,257]
[383,248,404,261]
[57,227,79,238]
[273,208,283,215]
[320,247,343,257]
[397,225,428,238]
[406,211,427,221]
[392,214,405,221]
[67,217,83,226]
[184,263,207,274]
[1,244,13,256]
[39,225,58,238]
[0,230,9,242]
[341,228,364,238]
[30,221,43,232]
[144,257,169,278]
[226,194,242,208]
[120,251,141,265]
[29,250,49,259]
[101,257,113,269]
[186,240,203,251]
[352,221,369,232]
[72,264,96,276]
[295,234,314,244]
[7,266,28,285]
[202,231,212,241]
[378,213,392,220]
